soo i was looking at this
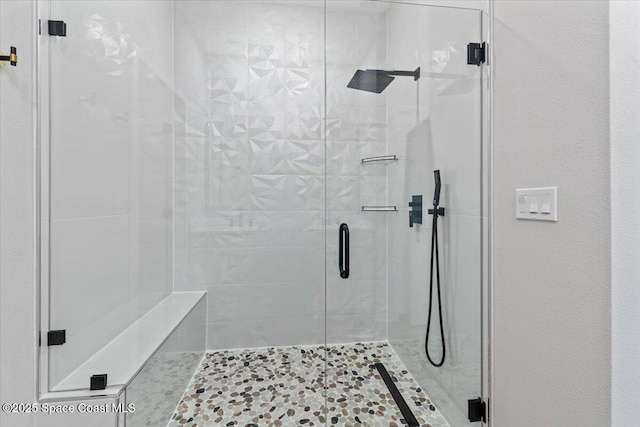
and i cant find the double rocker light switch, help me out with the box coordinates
[515,187,558,222]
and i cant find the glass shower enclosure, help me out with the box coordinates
[38,1,489,425]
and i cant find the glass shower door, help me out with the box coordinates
[41,0,487,424]
[325,1,486,426]
[44,0,175,391]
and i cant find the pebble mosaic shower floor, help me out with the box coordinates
[168,342,450,427]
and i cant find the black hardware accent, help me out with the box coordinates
[409,195,423,227]
[427,170,445,217]
[374,363,419,427]
[468,397,486,423]
[425,170,446,367]
[433,169,442,205]
[339,223,349,279]
[347,67,420,93]
[0,47,18,66]
[10,46,17,66]
[428,207,445,216]
[467,42,485,66]
[47,330,66,346]
[367,67,421,81]
[90,374,108,391]
[48,20,67,37]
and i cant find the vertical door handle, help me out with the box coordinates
[339,223,349,279]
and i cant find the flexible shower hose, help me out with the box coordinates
[425,205,446,367]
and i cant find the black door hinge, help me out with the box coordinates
[47,330,66,346]
[90,374,108,391]
[467,42,486,66]
[468,397,486,423]
[48,20,67,37]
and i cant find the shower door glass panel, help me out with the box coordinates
[325,1,485,426]
[173,0,326,352]
[43,0,486,423]
[173,2,328,425]
[45,1,175,390]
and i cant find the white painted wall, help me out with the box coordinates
[0,2,39,427]
[492,1,611,426]
[610,2,640,426]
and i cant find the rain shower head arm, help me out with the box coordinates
[366,67,421,81]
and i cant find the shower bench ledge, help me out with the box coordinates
[41,291,206,401]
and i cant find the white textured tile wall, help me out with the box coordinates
[385,4,485,427]
[46,1,174,389]
[325,2,389,345]
[174,1,327,349]
[174,1,390,349]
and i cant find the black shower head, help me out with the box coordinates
[347,67,420,94]
[347,70,395,94]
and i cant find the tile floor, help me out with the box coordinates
[168,342,449,427]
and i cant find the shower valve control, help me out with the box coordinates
[409,195,423,227]
[516,187,558,221]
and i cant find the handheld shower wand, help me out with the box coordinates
[425,170,446,367]
[433,169,441,207]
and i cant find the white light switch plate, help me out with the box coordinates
[515,187,557,221]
